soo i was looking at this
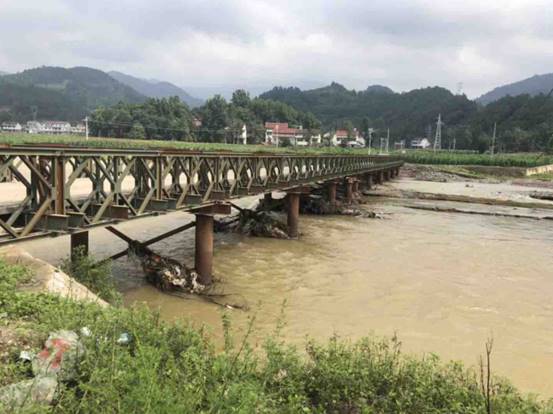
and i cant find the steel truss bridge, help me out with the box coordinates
[0,145,403,247]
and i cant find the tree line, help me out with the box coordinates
[89,85,553,153]
[89,90,321,143]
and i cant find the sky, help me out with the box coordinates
[0,0,552,99]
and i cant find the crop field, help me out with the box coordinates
[399,149,553,168]
[0,133,365,155]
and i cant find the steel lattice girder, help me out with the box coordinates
[0,146,403,243]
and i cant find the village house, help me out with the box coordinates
[1,122,23,132]
[70,123,86,135]
[330,128,365,147]
[42,121,71,134]
[264,122,305,146]
[26,121,43,134]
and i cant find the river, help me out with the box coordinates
[19,182,553,396]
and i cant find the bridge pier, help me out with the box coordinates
[286,192,301,238]
[365,174,373,190]
[70,230,89,263]
[352,178,359,194]
[192,203,231,285]
[326,181,337,205]
[345,178,354,204]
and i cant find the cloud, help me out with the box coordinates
[0,0,552,98]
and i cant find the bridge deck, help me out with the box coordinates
[0,145,403,244]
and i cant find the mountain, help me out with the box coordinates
[0,66,147,121]
[0,71,8,76]
[477,73,553,105]
[108,71,203,107]
[365,85,394,94]
[259,82,477,137]
[0,82,85,122]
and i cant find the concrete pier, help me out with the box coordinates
[286,192,300,238]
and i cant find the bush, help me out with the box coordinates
[59,247,120,304]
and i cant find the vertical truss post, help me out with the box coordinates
[155,156,163,200]
[54,156,65,215]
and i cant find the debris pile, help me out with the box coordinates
[0,330,84,410]
[215,205,290,239]
[138,248,205,294]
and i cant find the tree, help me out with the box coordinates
[200,95,229,142]
[231,89,251,108]
[128,122,146,139]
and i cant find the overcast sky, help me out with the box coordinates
[1,0,552,98]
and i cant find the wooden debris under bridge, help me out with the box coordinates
[104,226,248,310]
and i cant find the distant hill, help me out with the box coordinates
[365,85,394,94]
[0,82,85,122]
[260,82,477,137]
[109,71,203,107]
[477,73,553,105]
[0,66,147,122]
[0,71,8,76]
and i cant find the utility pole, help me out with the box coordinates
[433,114,443,152]
[85,116,89,141]
[367,128,373,155]
[490,122,497,156]
[386,128,390,154]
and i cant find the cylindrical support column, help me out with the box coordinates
[287,192,300,238]
[377,171,384,184]
[352,179,359,194]
[195,213,214,285]
[346,179,354,204]
[365,174,373,189]
[70,230,89,263]
[327,181,337,205]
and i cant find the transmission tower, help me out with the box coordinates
[433,114,443,151]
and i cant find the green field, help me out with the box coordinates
[399,150,553,168]
[0,133,363,155]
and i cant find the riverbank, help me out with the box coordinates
[1,256,551,412]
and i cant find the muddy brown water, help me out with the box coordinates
[19,192,553,397]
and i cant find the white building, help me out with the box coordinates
[240,124,247,145]
[70,123,86,135]
[42,121,71,134]
[1,122,23,132]
[264,122,304,146]
[410,138,431,149]
[330,128,365,147]
[26,121,43,134]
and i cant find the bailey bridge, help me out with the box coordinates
[0,145,403,284]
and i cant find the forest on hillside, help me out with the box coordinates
[261,83,553,152]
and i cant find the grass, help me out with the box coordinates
[0,133,369,155]
[399,150,553,168]
[1,256,552,413]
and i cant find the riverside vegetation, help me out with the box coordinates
[1,256,552,413]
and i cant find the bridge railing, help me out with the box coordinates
[0,146,403,243]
